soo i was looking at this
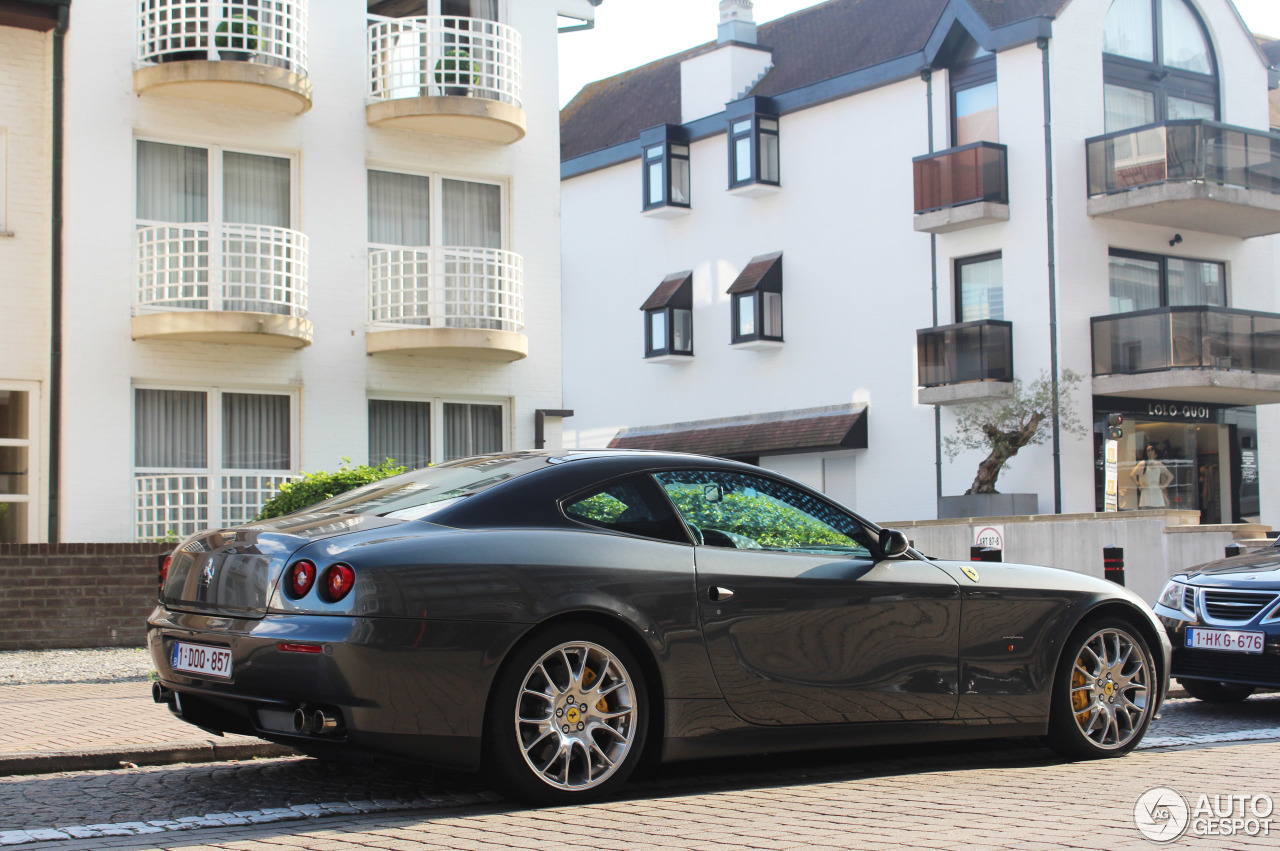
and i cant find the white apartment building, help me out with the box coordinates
[0,0,66,546]
[560,0,1280,526]
[21,0,598,543]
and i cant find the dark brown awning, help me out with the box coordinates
[640,271,693,311]
[726,252,782,294]
[608,404,866,458]
[0,0,62,31]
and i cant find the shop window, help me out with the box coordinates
[1102,0,1217,133]
[956,252,1003,322]
[640,271,693,360]
[1108,249,1225,312]
[727,97,780,192]
[640,125,690,215]
[727,252,783,346]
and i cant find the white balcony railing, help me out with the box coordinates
[368,245,524,332]
[137,0,309,77]
[136,223,309,317]
[135,471,292,541]
[367,15,522,108]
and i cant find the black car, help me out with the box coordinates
[149,450,1170,803]
[1154,537,1280,702]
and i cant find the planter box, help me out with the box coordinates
[938,493,1039,519]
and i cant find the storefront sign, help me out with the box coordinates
[1145,402,1212,421]
[973,525,1004,550]
[1242,450,1258,485]
[1104,439,1119,511]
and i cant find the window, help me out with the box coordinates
[956,252,1003,322]
[727,98,780,191]
[949,40,997,146]
[1102,0,1217,133]
[727,252,783,346]
[443,402,503,460]
[368,169,503,249]
[641,271,694,359]
[562,476,690,543]
[369,399,431,469]
[0,384,37,543]
[138,140,292,229]
[134,386,296,541]
[652,470,873,556]
[1108,249,1225,312]
[639,125,690,214]
[368,397,506,467]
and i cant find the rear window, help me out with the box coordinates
[304,454,548,520]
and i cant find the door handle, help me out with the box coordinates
[708,586,734,602]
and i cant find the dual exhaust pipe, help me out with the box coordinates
[293,706,341,735]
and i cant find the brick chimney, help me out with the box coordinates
[681,0,773,123]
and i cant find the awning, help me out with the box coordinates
[726,252,782,294]
[608,404,867,458]
[640,271,693,310]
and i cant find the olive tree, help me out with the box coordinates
[943,369,1087,495]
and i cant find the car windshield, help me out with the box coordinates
[304,454,549,519]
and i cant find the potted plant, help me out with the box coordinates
[214,12,259,62]
[938,369,1086,518]
[434,46,476,96]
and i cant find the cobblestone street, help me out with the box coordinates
[2,695,1277,850]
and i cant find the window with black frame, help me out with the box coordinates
[727,252,783,346]
[727,100,780,191]
[1108,249,1225,312]
[640,125,691,214]
[949,40,997,147]
[955,252,1003,322]
[1102,0,1217,133]
[641,271,694,359]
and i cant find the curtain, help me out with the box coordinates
[369,400,431,469]
[223,152,290,227]
[443,403,502,460]
[135,389,207,468]
[470,0,499,21]
[368,170,430,246]
[1167,260,1224,307]
[959,257,1003,322]
[1109,255,1161,312]
[137,141,208,223]
[1104,84,1155,134]
[1103,0,1153,62]
[442,179,501,247]
[222,393,290,470]
[1161,0,1212,74]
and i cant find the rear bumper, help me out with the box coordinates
[147,607,528,770]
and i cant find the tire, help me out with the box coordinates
[484,623,649,805]
[1045,617,1157,759]
[1178,678,1255,703]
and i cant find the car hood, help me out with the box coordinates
[1181,547,1280,587]
[162,512,406,618]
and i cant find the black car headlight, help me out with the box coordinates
[1157,579,1190,614]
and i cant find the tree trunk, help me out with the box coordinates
[965,412,1043,495]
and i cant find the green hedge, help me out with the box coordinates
[256,458,407,520]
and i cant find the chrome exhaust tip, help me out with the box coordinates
[292,707,311,734]
[312,709,340,735]
[151,682,165,704]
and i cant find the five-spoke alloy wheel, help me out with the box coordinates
[486,624,648,804]
[1046,618,1157,758]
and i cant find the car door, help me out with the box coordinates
[653,468,961,726]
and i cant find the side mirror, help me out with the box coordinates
[879,528,910,558]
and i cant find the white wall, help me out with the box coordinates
[60,1,567,541]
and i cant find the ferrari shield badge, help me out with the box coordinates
[960,564,980,582]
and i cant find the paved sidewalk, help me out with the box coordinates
[0,683,293,775]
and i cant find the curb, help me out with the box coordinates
[0,740,297,777]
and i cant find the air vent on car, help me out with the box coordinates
[1201,589,1279,624]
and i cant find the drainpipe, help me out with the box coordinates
[48,1,69,542]
[1039,37,1062,514]
[923,69,942,511]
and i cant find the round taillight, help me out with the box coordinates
[323,563,355,603]
[288,560,317,598]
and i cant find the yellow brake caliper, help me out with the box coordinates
[582,667,609,712]
[1071,660,1090,721]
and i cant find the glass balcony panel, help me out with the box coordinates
[912,143,1007,213]
[1088,120,1280,197]
[916,320,1012,387]
[1252,315,1280,373]
[1093,307,1280,376]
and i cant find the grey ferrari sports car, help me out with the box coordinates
[148,450,1170,803]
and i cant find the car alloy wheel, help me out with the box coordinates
[1047,618,1156,758]
[487,624,647,803]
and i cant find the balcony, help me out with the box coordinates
[133,223,312,348]
[366,246,527,361]
[1085,120,1280,238]
[1091,306,1280,405]
[134,0,311,114]
[912,142,1009,234]
[916,320,1014,405]
[366,16,524,144]
[135,471,290,541]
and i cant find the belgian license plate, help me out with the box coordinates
[171,641,233,679]
[1185,628,1264,654]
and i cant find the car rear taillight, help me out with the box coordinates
[322,563,355,603]
[287,560,317,598]
[158,554,172,599]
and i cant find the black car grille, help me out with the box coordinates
[1200,589,1278,624]
[1183,585,1195,612]
[1173,648,1280,686]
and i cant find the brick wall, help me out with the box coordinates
[0,544,166,650]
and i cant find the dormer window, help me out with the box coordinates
[727,97,780,196]
[728,252,783,349]
[641,271,694,361]
[640,125,691,217]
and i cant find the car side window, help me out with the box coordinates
[562,475,691,544]
[652,470,873,557]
